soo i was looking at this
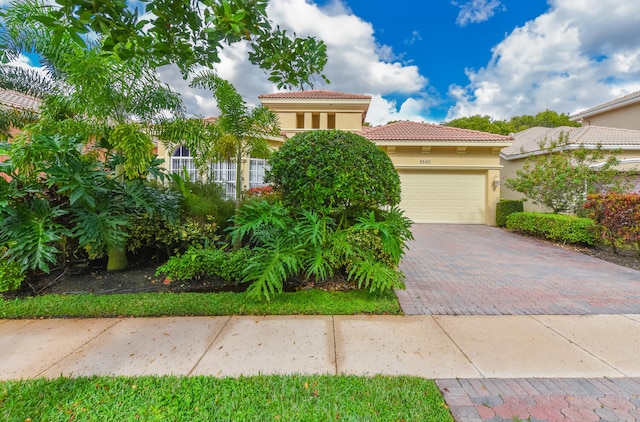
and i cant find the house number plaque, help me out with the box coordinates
[419,160,431,165]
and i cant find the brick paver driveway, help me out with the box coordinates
[397,224,640,315]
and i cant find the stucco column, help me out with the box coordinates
[486,169,501,226]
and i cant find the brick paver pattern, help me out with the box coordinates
[437,378,640,422]
[398,225,640,316]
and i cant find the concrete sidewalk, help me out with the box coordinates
[2,314,640,380]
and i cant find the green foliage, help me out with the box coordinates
[444,110,580,135]
[505,133,627,213]
[0,375,450,421]
[506,212,596,245]
[268,130,401,216]
[127,215,220,259]
[108,123,154,179]
[1,289,402,318]
[156,247,252,282]
[0,133,181,272]
[168,174,236,230]
[584,192,640,254]
[0,252,26,293]
[353,207,414,266]
[496,199,524,227]
[2,0,329,89]
[229,201,411,301]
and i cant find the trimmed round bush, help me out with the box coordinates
[267,130,400,214]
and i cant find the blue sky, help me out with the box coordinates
[319,0,550,120]
[160,0,640,125]
[6,0,640,126]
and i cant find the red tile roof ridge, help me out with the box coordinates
[358,120,512,141]
[259,90,371,100]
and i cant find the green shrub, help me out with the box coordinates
[584,192,640,254]
[128,214,220,258]
[0,253,26,293]
[156,247,253,282]
[267,130,400,216]
[495,199,524,227]
[506,212,595,245]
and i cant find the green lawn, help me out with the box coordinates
[0,375,453,421]
[0,289,401,319]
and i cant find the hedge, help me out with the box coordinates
[584,192,640,254]
[506,212,596,245]
[496,199,524,227]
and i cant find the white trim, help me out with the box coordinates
[501,144,640,161]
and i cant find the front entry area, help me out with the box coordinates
[398,170,486,224]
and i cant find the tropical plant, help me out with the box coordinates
[0,0,188,270]
[0,132,181,273]
[267,130,401,220]
[505,133,627,213]
[228,201,411,301]
[0,0,329,89]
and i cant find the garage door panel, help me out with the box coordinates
[398,171,486,224]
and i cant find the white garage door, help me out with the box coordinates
[398,170,486,224]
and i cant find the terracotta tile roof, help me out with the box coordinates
[571,90,640,120]
[358,121,512,142]
[501,125,640,159]
[259,90,371,100]
[0,88,41,112]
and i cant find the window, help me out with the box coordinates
[171,146,198,181]
[312,113,320,129]
[296,113,305,129]
[249,158,270,189]
[211,160,237,199]
[327,113,336,129]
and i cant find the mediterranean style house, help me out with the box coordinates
[162,90,513,225]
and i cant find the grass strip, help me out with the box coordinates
[0,289,401,318]
[0,374,453,421]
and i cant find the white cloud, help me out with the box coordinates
[158,0,432,124]
[453,0,503,27]
[366,95,436,126]
[447,0,640,120]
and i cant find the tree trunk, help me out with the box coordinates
[107,246,128,271]
[107,160,129,270]
[233,148,243,251]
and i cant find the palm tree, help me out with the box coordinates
[0,0,185,271]
[190,71,280,201]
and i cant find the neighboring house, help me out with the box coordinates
[500,125,640,212]
[570,90,640,130]
[0,88,41,172]
[0,88,41,113]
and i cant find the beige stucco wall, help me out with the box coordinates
[383,146,502,168]
[580,103,640,130]
[386,145,503,225]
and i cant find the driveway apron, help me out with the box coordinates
[397,224,640,316]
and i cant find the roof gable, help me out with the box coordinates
[571,90,640,120]
[258,90,371,100]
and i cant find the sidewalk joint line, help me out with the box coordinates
[530,315,627,377]
[432,316,485,378]
[36,317,123,378]
[331,316,338,375]
[187,316,232,377]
